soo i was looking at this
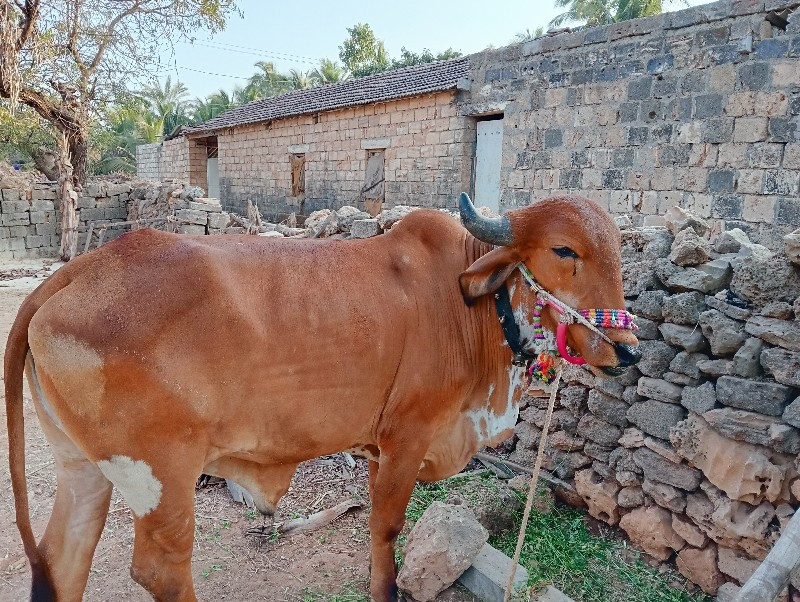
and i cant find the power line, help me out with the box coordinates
[181,40,319,66]
[174,65,252,80]
[198,38,322,63]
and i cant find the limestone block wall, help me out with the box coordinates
[0,181,132,259]
[213,91,474,218]
[464,0,800,249]
[160,137,190,182]
[511,214,800,597]
[136,143,161,181]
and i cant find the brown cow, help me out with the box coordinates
[6,193,639,602]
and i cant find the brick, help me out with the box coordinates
[768,117,798,142]
[737,62,771,90]
[737,169,763,193]
[712,195,743,219]
[602,169,624,189]
[733,117,768,142]
[762,170,800,195]
[708,169,736,193]
[1,200,29,213]
[544,128,563,148]
[627,77,652,100]
[775,197,800,225]
[1,212,29,226]
[703,118,734,143]
[25,235,46,248]
[31,199,55,211]
[725,92,756,117]
[756,38,789,58]
[784,144,800,168]
[742,194,775,222]
[744,144,784,171]
[0,189,21,201]
[695,94,724,118]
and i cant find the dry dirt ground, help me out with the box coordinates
[0,260,477,602]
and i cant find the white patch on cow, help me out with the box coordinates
[28,355,64,431]
[96,455,162,517]
[467,372,522,445]
[402,255,410,264]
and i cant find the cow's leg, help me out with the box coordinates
[128,467,198,602]
[368,444,427,602]
[32,396,113,602]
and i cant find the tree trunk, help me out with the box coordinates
[57,134,78,261]
[67,127,88,189]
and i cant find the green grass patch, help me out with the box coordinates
[491,492,711,602]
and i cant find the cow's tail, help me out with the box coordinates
[5,269,71,601]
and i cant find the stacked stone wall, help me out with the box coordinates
[136,143,161,181]
[0,181,131,259]
[511,210,800,597]
[464,0,800,249]
[214,91,474,218]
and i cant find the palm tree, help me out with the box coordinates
[246,61,291,99]
[550,0,615,28]
[550,0,675,28]
[192,92,234,124]
[141,76,191,127]
[289,69,314,90]
[512,26,545,43]
[310,59,349,85]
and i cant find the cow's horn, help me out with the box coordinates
[458,192,513,246]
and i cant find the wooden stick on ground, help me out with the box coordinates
[734,508,800,602]
[247,498,362,539]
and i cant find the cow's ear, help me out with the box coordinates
[459,247,520,303]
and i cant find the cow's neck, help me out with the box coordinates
[458,235,543,448]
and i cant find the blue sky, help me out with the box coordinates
[158,0,711,99]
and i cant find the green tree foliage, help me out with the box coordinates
[310,59,349,85]
[338,23,390,77]
[339,23,462,78]
[549,0,682,28]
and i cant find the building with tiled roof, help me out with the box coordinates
[136,57,486,218]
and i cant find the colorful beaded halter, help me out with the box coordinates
[521,265,638,383]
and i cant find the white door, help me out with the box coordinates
[206,157,220,199]
[475,119,503,212]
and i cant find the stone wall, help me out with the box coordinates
[0,181,131,259]
[211,91,474,218]
[463,0,800,249]
[136,143,161,181]
[136,138,191,183]
[511,209,800,597]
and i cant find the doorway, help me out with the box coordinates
[474,115,504,212]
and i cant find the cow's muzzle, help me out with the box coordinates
[600,343,641,376]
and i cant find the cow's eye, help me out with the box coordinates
[553,246,578,259]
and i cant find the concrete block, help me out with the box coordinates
[350,219,380,239]
[76,196,96,209]
[1,200,29,213]
[176,209,208,225]
[189,201,222,212]
[207,212,230,229]
[457,543,529,602]
[1,212,29,226]
[31,199,55,211]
